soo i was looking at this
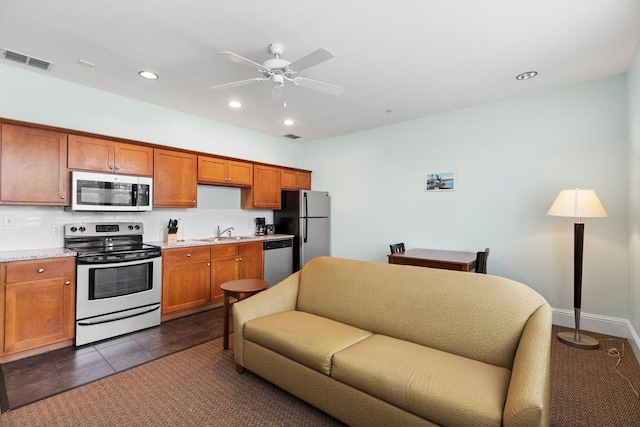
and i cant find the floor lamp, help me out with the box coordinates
[547,188,607,349]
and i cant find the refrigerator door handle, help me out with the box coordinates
[304,216,308,243]
[303,192,308,243]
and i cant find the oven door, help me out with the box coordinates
[76,256,161,321]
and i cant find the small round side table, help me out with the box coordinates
[220,278,268,350]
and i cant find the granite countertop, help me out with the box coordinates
[150,234,294,250]
[0,234,294,262]
[0,248,77,263]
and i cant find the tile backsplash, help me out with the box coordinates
[0,186,274,251]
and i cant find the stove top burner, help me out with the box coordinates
[64,221,160,264]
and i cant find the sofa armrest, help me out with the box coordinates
[233,271,301,367]
[503,303,552,427]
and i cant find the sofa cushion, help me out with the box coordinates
[331,334,511,427]
[243,310,372,375]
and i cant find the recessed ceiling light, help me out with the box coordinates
[78,59,95,67]
[138,71,158,80]
[283,119,295,126]
[516,71,538,80]
[228,101,242,108]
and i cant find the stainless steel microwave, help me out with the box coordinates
[70,171,153,211]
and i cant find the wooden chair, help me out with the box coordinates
[475,248,490,274]
[389,243,405,254]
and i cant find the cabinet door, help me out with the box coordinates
[297,171,312,190]
[241,164,281,209]
[210,255,239,303]
[226,160,253,187]
[3,258,75,354]
[0,124,68,205]
[114,142,153,176]
[153,148,197,207]
[238,242,264,280]
[162,261,211,314]
[162,247,211,315]
[281,169,298,190]
[68,134,114,172]
[198,155,227,184]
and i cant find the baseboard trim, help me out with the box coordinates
[553,308,640,360]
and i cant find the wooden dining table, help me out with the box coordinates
[388,248,477,272]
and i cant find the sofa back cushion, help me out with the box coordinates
[296,256,549,370]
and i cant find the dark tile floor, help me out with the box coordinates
[0,307,226,411]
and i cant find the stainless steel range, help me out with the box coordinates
[64,222,162,346]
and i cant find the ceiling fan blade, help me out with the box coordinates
[287,48,335,72]
[209,77,267,91]
[292,77,343,96]
[218,51,270,73]
[272,84,286,108]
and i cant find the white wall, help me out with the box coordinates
[0,63,298,249]
[0,62,634,328]
[303,75,629,320]
[628,42,640,337]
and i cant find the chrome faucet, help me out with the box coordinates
[216,226,234,238]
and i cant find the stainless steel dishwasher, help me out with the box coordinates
[263,238,293,287]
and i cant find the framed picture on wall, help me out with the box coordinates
[425,172,455,192]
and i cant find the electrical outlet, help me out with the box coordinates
[51,224,61,236]
[3,214,15,227]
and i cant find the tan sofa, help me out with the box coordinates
[233,256,552,427]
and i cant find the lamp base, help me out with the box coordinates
[557,331,599,349]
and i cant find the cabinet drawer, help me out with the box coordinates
[163,246,210,264]
[211,244,239,258]
[239,241,263,255]
[5,258,74,283]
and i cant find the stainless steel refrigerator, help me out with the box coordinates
[274,190,330,272]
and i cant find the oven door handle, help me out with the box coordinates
[77,304,160,326]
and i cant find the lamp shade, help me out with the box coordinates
[547,188,608,219]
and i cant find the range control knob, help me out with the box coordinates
[79,226,86,232]
[128,225,134,230]
[70,226,78,233]
[135,225,141,230]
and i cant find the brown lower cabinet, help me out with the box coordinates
[161,242,263,319]
[210,242,263,303]
[161,246,211,315]
[0,257,75,361]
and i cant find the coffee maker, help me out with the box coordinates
[255,217,266,236]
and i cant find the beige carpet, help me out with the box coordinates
[0,335,344,426]
[1,328,640,426]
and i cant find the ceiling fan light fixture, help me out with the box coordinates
[228,100,242,108]
[516,71,538,80]
[138,70,159,80]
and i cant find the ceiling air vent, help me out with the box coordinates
[2,48,53,71]
[283,134,301,140]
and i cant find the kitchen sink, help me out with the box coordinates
[198,236,257,242]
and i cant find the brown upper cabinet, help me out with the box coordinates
[197,156,253,187]
[281,169,311,191]
[241,164,282,209]
[68,134,153,176]
[0,124,69,205]
[153,148,198,208]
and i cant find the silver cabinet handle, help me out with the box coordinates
[65,281,71,286]
[60,195,66,199]
[187,253,191,257]
[38,268,44,273]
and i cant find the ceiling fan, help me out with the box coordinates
[210,43,343,108]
